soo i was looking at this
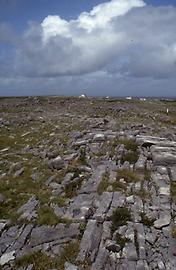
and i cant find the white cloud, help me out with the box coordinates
[14,0,145,77]
[1,0,176,97]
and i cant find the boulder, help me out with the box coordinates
[48,156,64,170]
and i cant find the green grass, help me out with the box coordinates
[115,233,130,249]
[110,207,132,233]
[97,171,109,195]
[120,139,138,152]
[112,181,126,192]
[36,206,68,226]
[172,225,176,238]
[144,170,151,181]
[15,251,59,270]
[171,182,176,202]
[0,157,54,221]
[140,212,154,227]
[116,169,140,183]
[111,169,141,192]
[64,177,83,198]
[15,241,79,270]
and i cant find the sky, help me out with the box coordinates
[0,0,176,97]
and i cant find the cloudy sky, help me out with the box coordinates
[0,0,176,97]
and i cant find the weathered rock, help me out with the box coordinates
[76,220,103,263]
[105,240,121,253]
[48,156,64,170]
[30,224,79,247]
[159,187,170,196]
[169,166,176,182]
[122,243,138,261]
[13,167,24,178]
[135,155,147,171]
[64,262,79,270]
[0,251,15,266]
[93,134,105,142]
[91,247,109,270]
[151,146,176,166]
[154,215,171,229]
[0,220,9,234]
[17,196,38,221]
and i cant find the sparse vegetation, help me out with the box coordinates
[15,251,60,270]
[97,171,109,195]
[172,225,176,238]
[110,207,132,233]
[64,177,83,198]
[171,182,176,202]
[140,212,154,227]
[36,206,66,225]
[116,169,140,183]
[115,233,130,249]
[120,151,139,164]
[15,241,79,270]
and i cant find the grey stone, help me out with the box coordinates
[126,195,134,204]
[159,187,170,196]
[91,247,108,270]
[93,192,113,219]
[13,167,24,178]
[30,224,79,247]
[93,134,105,142]
[151,146,176,166]
[122,243,138,260]
[157,166,168,175]
[169,166,176,182]
[135,223,146,260]
[26,265,33,270]
[64,262,78,270]
[0,251,15,266]
[0,220,9,234]
[17,196,38,221]
[48,156,64,170]
[135,155,147,171]
[80,165,106,194]
[157,261,166,270]
[62,173,74,187]
[136,135,176,147]
[76,220,103,263]
[105,240,121,253]
[136,260,149,270]
[154,213,171,229]
[6,224,33,253]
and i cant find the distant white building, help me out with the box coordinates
[140,98,146,101]
[126,96,132,100]
[79,94,87,98]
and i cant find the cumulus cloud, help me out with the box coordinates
[1,0,176,96]
[13,0,146,77]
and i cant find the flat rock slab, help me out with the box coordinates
[29,224,79,247]
[76,220,103,263]
[136,136,176,148]
[154,217,171,229]
[0,251,15,266]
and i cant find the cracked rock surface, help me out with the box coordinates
[0,96,176,269]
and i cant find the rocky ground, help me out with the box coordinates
[0,96,176,270]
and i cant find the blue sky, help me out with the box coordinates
[0,0,176,97]
[0,0,175,31]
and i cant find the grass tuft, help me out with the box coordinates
[110,207,132,233]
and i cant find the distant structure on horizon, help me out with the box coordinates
[140,98,146,101]
[79,94,87,98]
[126,96,132,100]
